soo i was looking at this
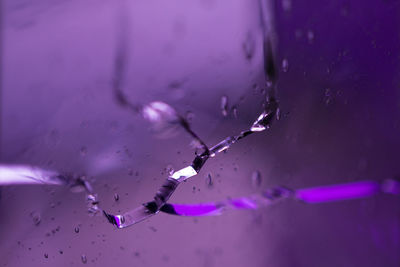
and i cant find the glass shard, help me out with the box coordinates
[209,137,236,157]
[103,205,156,229]
[170,166,197,181]
[250,99,278,132]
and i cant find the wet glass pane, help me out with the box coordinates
[1,0,399,266]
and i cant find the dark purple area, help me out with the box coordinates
[1,0,400,267]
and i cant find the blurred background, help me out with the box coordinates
[1,0,400,266]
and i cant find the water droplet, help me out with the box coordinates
[30,212,41,226]
[275,108,281,121]
[81,254,87,264]
[162,255,170,262]
[265,80,273,90]
[251,170,262,188]
[243,31,255,60]
[324,88,333,105]
[143,101,178,124]
[252,83,259,93]
[307,30,314,43]
[87,194,97,203]
[185,111,195,123]
[282,58,289,72]
[190,139,203,150]
[113,193,119,202]
[165,165,174,176]
[205,173,213,188]
[232,106,238,118]
[74,227,80,233]
[80,146,87,156]
[87,194,100,215]
[44,253,48,259]
[142,101,181,136]
[220,95,228,117]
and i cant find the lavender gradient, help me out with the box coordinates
[1,0,400,267]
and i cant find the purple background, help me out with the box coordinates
[1,0,400,266]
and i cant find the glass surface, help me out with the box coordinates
[1,0,399,266]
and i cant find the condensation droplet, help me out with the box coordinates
[142,101,181,137]
[74,227,80,233]
[190,139,203,151]
[30,211,41,226]
[252,83,259,91]
[251,170,262,188]
[80,146,87,156]
[87,194,100,215]
[265,80,273,90]
[142,101,178,124]
[114,193,119,202]
[81,254,87,264]
[185,111,195,123]
[282,58,289,73]
[165,165,175,176]
[324,88,333,105]
[243,31,255,60]
[220,95,228,117]
[205,173,213,188]
[276,108,281,121]
[307,30,315,43]
[232,106,238,119]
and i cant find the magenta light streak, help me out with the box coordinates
[230,198,258,209]
[295,181,381,203]
[172,203,222,216]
